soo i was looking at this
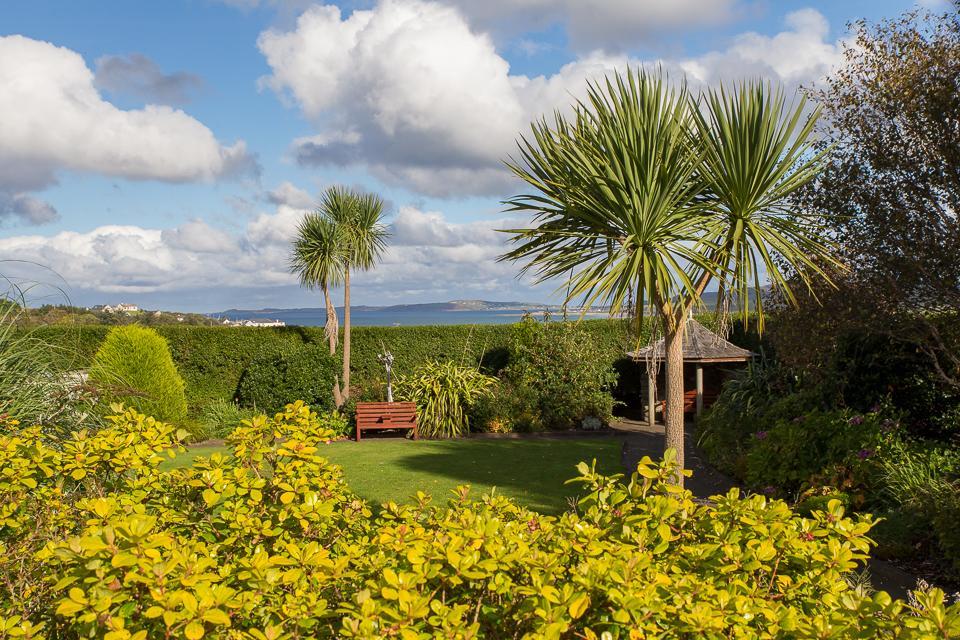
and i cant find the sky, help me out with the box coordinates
[0,0,948,312]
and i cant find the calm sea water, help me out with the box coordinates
[219,309,570,327]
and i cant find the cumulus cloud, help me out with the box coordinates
[0,195,527,304]
[266,181,315,208]
[0,35,257,207]
[258,1,843,198]
[95,53,204,105]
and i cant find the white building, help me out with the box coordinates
[221,318,286,328]
[100,303,140,314]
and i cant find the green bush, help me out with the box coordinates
[3,407,960,638]
[236,343,339,415]
[742,409,885,495]
[198,398,257,440]
[499,317,618,430]
[88,325,187,423]
[397,360,496,438]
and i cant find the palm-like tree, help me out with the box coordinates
[290,186,389,406]
[324,188,390,402]
[290,212,344,357]
[500,70,839,483]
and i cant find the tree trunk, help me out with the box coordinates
[342,267,351,402]
[322,283,339,356]
[663,316,687,486]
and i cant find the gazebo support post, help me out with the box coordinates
[695,364,704,417]
[647,373,656,427]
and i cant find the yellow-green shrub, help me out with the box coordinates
[88,325,188,423]
[2,405,959,639]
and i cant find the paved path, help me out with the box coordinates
[612,418,920,600]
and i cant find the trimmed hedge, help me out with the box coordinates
[236,343,340,415]
[30,315,749,415]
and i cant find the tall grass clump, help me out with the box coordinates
[397,360,495,438]
[88,325,187,423]
[0,302,86,434]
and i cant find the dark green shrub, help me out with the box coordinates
[236,344,339,415]
[500,317,618,430]
[88,325,187,423]
[743,409,884,494]
[930,485,960,574]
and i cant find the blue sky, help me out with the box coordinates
[0,0,943,311]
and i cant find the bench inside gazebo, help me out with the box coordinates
[627,319,754,426]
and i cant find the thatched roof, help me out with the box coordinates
[627,319,754,363]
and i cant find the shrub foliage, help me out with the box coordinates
[2,404,960,638]
[496,317,618,431]
[236,344,340,415]
[88,325,188,423]
[396,360,496,438]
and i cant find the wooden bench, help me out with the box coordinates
[657,390,719,414]
[355,402,418,441]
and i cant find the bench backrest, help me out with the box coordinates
[356,402,418,426]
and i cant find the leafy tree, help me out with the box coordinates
[500,70,836,482]
[779,8,960,390]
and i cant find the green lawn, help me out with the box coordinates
[165,437,623,514]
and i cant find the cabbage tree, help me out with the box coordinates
[290,186,389,406]
[500,70,839,483]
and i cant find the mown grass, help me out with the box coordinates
[165,437,623,514]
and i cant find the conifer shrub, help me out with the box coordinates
[88,325,187,423]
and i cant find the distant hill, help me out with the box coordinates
[217,299,575,316]
[215,290,769,325]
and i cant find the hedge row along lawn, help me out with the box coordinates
[29,315,758,417]
[166,436,624,514]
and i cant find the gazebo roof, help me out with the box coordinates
[627,319,754,364]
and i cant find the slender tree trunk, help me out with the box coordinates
[322,283,339,355]
[663,315,687,487]
[342,267,351,401]
[324,283,345,408]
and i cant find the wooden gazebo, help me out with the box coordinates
[626,319,754,425]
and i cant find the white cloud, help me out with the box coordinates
[266,181,315,208]
[0,193,527,303]
[0,35,257,207]
[676,9,842,86]
[259,1,843,198]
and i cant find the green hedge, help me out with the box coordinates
[31,315,748,415]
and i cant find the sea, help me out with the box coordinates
[217,308,608,327]
[223,309,533,327]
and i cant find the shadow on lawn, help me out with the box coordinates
[388,439,622,514]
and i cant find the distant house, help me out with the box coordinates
[221,318,286,328]
[100,303,140,314]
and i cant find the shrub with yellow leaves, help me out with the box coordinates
[2,402,959,639]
